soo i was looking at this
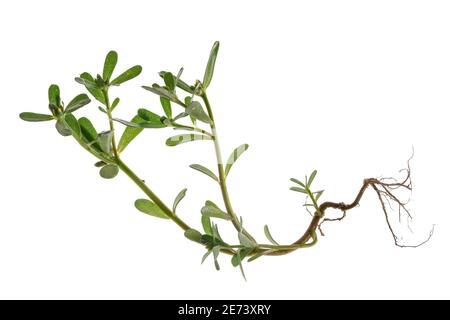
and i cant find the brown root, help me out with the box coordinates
[267,154,433,256]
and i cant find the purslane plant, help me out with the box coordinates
[20,41,433,279]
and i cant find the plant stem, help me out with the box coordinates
[307,189,321,215]
[103,89,119,159]
[258,242,316,250]
[116,157,191,231]
[201,92,257,243]
[69,123,243,256]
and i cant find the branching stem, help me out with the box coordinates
[201,92,257,243]
[77,89,431,262]
[116,157,191,231]
[103,89,119,159]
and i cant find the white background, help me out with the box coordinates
[0,0,449,299]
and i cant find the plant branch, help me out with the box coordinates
[103,89,119,159]
[116,157,191,231]
[201,92,257,243]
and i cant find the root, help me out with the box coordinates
[267,154,433,256]
[313,153,432,248]
[318,208,346,236]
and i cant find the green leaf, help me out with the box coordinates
[212,223,224,242]
[238,261,247,281]
[134,199,169,219]
[290,187,307,194]
[159,71,194,94]
[112,119,139,128]
[307,170,317,188]
[110,65,142,85]
[189,164,218,182]
[238,216,244,233]
[225,144,249,176]
[99,164,119,179]
[137,108,162,123]
[231,248,252,267]
[173,188,187,213]
[142,84,182,105]
[113,118,166,129]
[19,112,54,122]
[141,121,167,128]
[203,41,220,88]
[63,113,80,137]
[163,72,175,91]
[55,118,71,136]
[200,234,228,248]
[290,178,306,188]
[212,245,221,271]
[315,190,324,201]
[95,75,107,88]
[231,252,241,267]
[110,97,120,111]
[78,117,98,143]
[238,232,255,248]
[117,115,144,153]
[201,249,212,264]
[165,134,211,146]
[98,130,114,154]
[160,97,172,119]
[201,215,213,235]
[172,124,197,132]
[48,84,61,106]
[173,112,188,122]
[75,74,97,89]
[263,225,279,245]
[94,161,107,168]
[77,72,106,104]
[65,94,91,113]
[175,67,184,87]
[186,101,211,124]
[103,50,118,82]
[201,201,230,220]
[48,104,60,117]
[184,229,202,243]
